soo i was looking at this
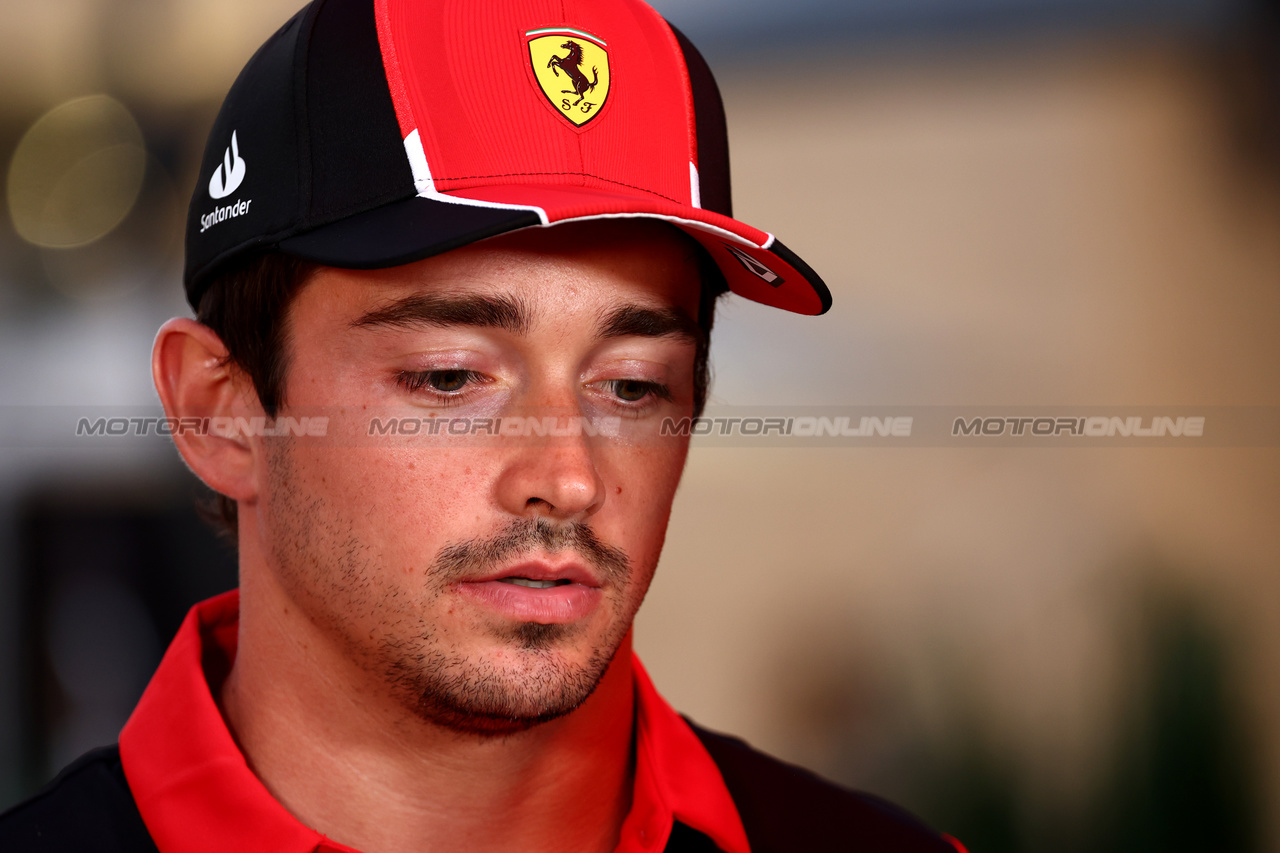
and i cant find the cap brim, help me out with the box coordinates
[280,185,831,316]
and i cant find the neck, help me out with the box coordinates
[220,560,636,853]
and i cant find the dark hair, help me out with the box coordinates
[195,242,724,537]
[195,252,315,535]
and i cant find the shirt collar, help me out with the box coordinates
[120,591,749,853]
[622,657,750,853]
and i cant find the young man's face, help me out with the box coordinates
[252,220,702,733]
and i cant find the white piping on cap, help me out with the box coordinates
[402,129,549,223]
[550,211,763,248]
[402,128,435,195]
[399,131,775,249]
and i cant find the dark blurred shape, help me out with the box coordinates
[1091,589,1260,853]
[920,587,1261,853]
[13,474,236,802]
[913,724,1023,853]
[1209,0,1280,185]
[649,0,1242,64]
[773,578,1261,853]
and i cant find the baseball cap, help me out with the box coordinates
[185,0,831,315]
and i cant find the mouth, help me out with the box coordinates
[481,559,601,588]
[457,559,604,624]
[497,577,574,589]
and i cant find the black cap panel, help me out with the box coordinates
[185,5,314,305]
[305,0,415,222]
[278,195,542,269]
[669,24,732,219]
[184,0,418,308]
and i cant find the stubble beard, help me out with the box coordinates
[265,441,638,737]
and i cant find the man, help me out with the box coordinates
[2,0,963,851]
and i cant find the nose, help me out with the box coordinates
[493,416,606,522]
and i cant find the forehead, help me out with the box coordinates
[296,219,705,324]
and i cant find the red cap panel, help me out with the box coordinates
[375,0,695,208]
[370,0,832,316]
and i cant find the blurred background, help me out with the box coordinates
[1,0,1279,850]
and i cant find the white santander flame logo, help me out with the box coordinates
[208,131,246,199]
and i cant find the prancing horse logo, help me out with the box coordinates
[547,41,597,106]
[527,28,611,128]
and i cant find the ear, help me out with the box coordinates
[152,317,263,504]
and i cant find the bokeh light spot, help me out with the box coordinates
[7,95,146,249]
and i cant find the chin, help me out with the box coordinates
[379,619,627,736]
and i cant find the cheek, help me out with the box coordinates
[597,441,689,562]
[275,444,500,563]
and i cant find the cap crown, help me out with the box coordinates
[185,0,828,315]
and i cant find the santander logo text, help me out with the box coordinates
[208,131,246,199]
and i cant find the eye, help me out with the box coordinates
[603,379,671,403]
[612,379,651,402]
[426,370,471,393]
[398,369,482,395]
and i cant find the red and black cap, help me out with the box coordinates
[185,0,831,315]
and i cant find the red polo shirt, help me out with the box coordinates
[118,591,750,853]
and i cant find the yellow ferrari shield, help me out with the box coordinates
[526,29,610,127]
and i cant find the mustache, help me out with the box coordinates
[431,518,630,583]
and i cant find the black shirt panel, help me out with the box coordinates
[688,722,957,853]
[663,821,724,852]
[2,730,959,853]
[0,746,159,853]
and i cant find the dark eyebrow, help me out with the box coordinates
[598,304,701,344]
[351,294,531,334]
